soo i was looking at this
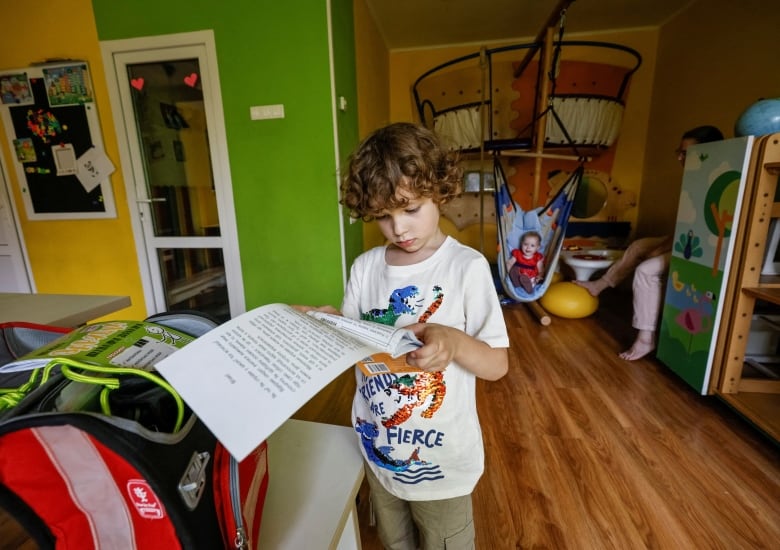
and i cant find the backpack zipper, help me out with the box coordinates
[229,455,248,549]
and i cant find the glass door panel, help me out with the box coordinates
[126,57,228,321]
[157,247,228,319]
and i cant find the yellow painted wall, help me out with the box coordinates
[638,0,780,236]
[353,0,391,248]
[353,0,390,137]
[0,0,146,320]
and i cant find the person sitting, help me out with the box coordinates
[507,230,545,293]
[574,125,724,361]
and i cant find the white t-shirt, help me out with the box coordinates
[342,236,509,501]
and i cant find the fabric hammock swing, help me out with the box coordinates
[491,10,586,304]
[488,7,592,306]
[493,157,584,303]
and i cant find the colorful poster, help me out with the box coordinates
[0,73,33,105]
[657,137,754,393]
[42,64,94,106]
[12,138,36,162]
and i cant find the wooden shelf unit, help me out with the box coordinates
[713,134,780,442]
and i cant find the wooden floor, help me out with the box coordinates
[2,290,779,549]
[301,289,780,549]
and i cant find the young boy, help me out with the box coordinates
[507,230,545,293]
[339,122,509,549]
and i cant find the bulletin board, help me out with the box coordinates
[0,62,117,220]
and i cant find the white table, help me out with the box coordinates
[0,293,131,327]
[258,419,365,549]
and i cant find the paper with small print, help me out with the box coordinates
[155,303,422,461]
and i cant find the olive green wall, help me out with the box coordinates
[92,0,358,309]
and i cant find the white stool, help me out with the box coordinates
[561,249,622,281]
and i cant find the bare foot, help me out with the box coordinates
[573,278,609,297]
[619,330,655,361]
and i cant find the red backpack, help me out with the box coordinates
[0,313,269,549]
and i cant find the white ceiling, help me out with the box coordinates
[364,0,694,50]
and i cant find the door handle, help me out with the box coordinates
[136,198,167,203]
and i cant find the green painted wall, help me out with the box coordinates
[92,0,357,309]
[331,0,363,275]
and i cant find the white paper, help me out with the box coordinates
[52,143,77,176]
[307,310,422,357]
[76,146,115,192]
[155,304,395,461]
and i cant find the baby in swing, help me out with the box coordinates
[507,230,545,293]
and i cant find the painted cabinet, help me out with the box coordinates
[657,137,755,393]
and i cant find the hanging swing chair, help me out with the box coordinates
[494,157,584,303]
[411,3,641,319]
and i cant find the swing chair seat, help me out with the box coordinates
[494,158,584,303]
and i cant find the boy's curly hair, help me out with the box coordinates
[341,122,463,220]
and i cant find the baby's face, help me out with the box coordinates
[521,237,539,257]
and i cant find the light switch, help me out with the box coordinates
[250,104,285,120]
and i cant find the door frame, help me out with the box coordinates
[0,153,34,293]
[101,30,245,318]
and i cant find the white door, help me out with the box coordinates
[0,155,33,293]
[102,31,243,322]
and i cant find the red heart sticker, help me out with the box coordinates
[184,73,198,87]
[130,78,144,91]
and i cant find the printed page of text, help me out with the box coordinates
[156,304,374,460]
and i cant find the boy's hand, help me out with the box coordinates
[405,322,509,381]
[405,323,457,372]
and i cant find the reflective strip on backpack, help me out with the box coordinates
[33,425,138,550]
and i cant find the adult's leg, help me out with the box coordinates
[575,235,671,296]
[619,252,670,360]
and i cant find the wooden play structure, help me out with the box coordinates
[411,1,642,322]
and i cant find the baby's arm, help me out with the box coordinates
[404,323,508,381]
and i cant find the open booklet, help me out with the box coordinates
[155,303,424,461]
[0,320,195,374]
[0,321,196,414]
[305,310,423,376]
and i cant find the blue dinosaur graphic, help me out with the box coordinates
[363,285,422,326]
[355,417,428,472]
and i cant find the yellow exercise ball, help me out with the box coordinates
[540,281,599,319]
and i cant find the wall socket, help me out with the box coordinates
[250,104,285,120]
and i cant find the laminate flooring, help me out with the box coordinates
[2,289,778,549]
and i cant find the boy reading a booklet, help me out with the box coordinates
[303,122,509,549]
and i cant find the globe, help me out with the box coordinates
[734,98,780,137]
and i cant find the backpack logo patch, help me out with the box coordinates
[127,479,165,519]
